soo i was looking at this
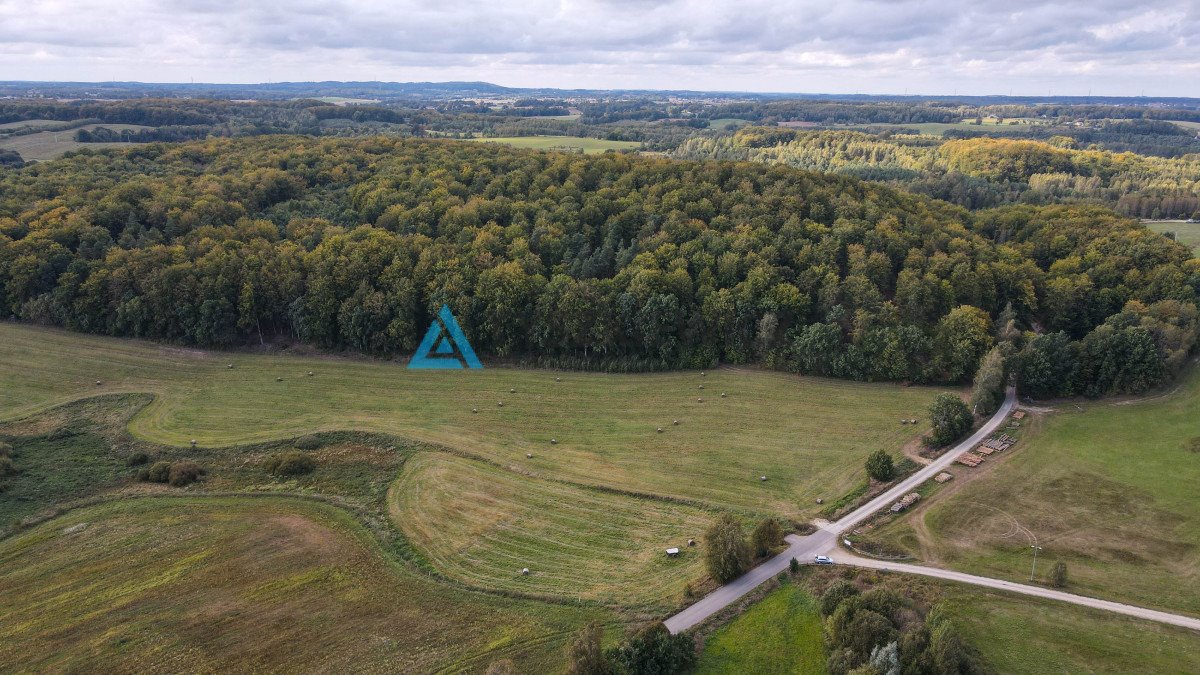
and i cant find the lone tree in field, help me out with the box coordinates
[751,517,784,558]
[1050,561,1068,588]
[566,622,612,675]
[929,393,973,447]
[865,449,895,482]
[705,512,752,583]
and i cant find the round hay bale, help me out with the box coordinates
[698,384,704,389]
[472,408,478,413]
[550,439,557,445]
[672,420,679,425]
[521,567,530,576]
[816,497,824,505]
[760,475,768,481]
[497,401,504,407]
[510,388,516,393]
[720,392,726,398]
[526,452,533,458]
[701,372,706,377]
[697,397,704,403]
[190,439,197,447]
[227,363,234,369]
[95,380,102,386]
[656,427,663,433]
[276,377,283,382]
[687,538,695,546]
[555,377,561,382]
[307,371,314,377]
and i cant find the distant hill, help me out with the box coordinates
[2,80,1200,108]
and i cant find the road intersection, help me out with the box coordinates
[665,387,1200,635]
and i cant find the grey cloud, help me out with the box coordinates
[0,0,1196,94]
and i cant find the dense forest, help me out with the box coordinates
[673,128,1200,218]
[1,136,1195,396]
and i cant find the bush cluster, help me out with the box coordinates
[126,451,151,467]
[293,435,322,451]
[566,621,694,675]
[820,583,986,675]
[137,460,204,487]
[264,450,317,477]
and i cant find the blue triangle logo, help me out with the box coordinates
[408,305,483,369]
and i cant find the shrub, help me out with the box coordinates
[821,580,860,616]
[264,451,317,476]
[294,435,322,451]
[865,450,895,482]
[0,441,12,457]
[566,622,613,675]
[751,517,784,558]
[1050,561,1068,588]
[168,460,203,487]
[607,622,695,675]
[139,460,202,486]
[145,460,172,483]
[704,512,751,583]
[126,451,150,467]
[928,393,973,447]
[789,557,801,573]
[0,456,17,477]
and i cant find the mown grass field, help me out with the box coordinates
[708,118,751,130]
[836,118,1047,136]
[0,323,940,518]
[864,368,1200,616]
[468,135,641,153]
[694,581,827,674]
[945,588,1200,673]
[0,496,608,672]
[0,123,152,161]
[1145,220,1200,255]
[391,452,713,611]
[0,119,73,132]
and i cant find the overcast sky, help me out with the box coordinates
[1,0,1196,96]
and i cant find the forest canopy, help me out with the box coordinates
[1,136,1196,394]
[673,128,1200,218]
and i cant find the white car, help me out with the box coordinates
[814,555,834,565]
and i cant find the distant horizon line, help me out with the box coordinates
[1,79,1197,103]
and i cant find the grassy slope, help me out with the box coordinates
[868,368,1200,616]
[0,393,720,613]
[694,581,827,674]
[391,452,712,611]
[1145,221,1200,255]
[0,323,940,518]
[0,497,607,673]
[468,136,641,153]
[946,588,1200,673]
[0,123,151,161]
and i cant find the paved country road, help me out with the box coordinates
[840,554,1200,632]
[664,387,1016,634]
[666,386,1199,635]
